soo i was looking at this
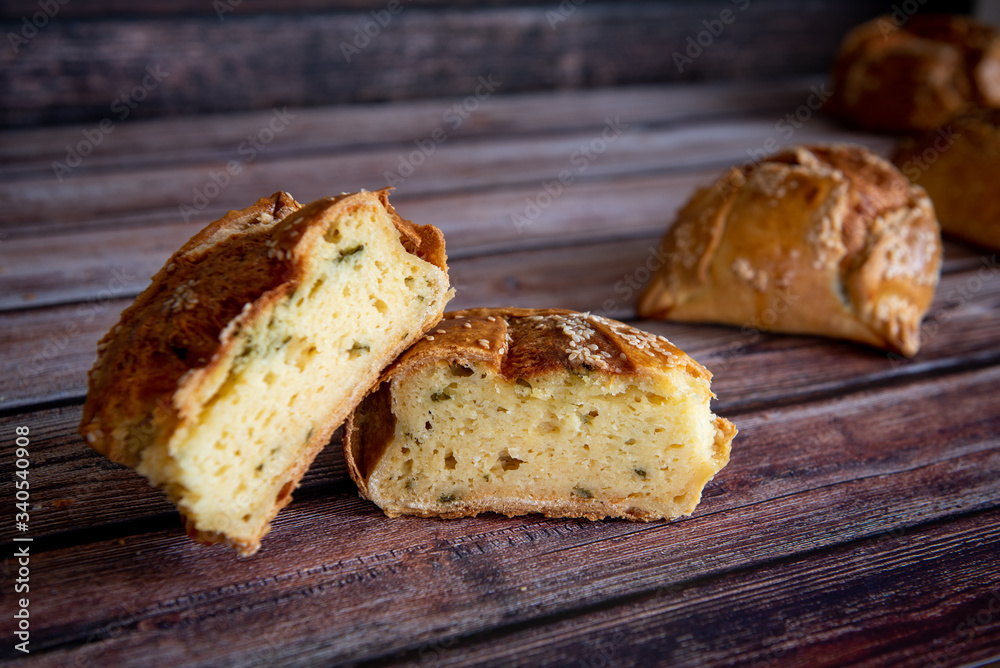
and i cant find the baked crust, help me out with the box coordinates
[345,307,735,519]
[637,144,942,357]
[79,189,449,554]
[828,14,1000,132]
[893,110,1000,250]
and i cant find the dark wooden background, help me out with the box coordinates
[2,1,998,667]
[0,0,970,128]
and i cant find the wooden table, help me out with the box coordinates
[2,78,998,667]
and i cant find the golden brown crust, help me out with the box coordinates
[892,111,1000,250]
[828,14,1000,132]
[637,144,942,357]
[80,191,303,466]
[345,307,727,512]
[79,189,449,554]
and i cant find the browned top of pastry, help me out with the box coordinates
[637,144,941,357]
[80,189,447,465]
[828,14,1000,131]
[380,307,711,385]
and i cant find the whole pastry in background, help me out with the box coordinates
[827,14,1000,132]
[637,144,942,357]
[346,308,735,522]
[893,111,1000,250]
[80,189,453,555]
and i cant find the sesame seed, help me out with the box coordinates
[487,316,497,322]
[464,323,472,329]
[426,336,435,341]
[478,339,490,349]
[436,329,446,334]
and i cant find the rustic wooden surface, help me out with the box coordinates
[1,78,999,667]
[0,0,909,128]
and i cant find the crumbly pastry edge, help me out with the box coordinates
[79,189,451,555]
[344,307,736,521]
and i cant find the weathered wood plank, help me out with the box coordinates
[0,0,954,21]
[0,79,824,173]
[0,170,722,310]
[0,2,884,127]
[1,240,994,411]
[1,238,992,411]
[3,380,996,664]
[3,343,998,556]
[382,509,1000,668]
[0,117,890,232]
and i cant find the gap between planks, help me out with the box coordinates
[0,79,827,175]
[0,116,892,234]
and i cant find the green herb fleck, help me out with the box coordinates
[349,341,370,358]
[430,392,451,402]
[438,493,458,503]
[573,486,593,499]
[634,468,647,478]
[337,244,365,262]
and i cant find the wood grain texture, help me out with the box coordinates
[1,240,993,411]
[2,364,997,664]
[0,79,823,171]
[0,116,890,234]
[3,312,998,546]
[384,509,1000,668]
[0,1,887,128]
[1,75,997,666]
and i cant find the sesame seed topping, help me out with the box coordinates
[478,339,490,349]
[426,335,435,341]
[464,322,472,329]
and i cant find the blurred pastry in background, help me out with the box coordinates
[827,14,1000,132]
[893,110,1000,250]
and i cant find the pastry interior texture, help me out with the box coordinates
[80,189,452,555]
[346,308,735,521]
[637,144,942,357]
[893,110,1000,250]
[827,14,1000,132]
